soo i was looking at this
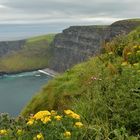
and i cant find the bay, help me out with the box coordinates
[0,71,51,116]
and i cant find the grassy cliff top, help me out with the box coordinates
[0,34,55,73]
[27,34,55,44]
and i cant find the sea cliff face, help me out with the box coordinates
[0,40,25,57]
[48,26,108,72]
[48,20,140,72]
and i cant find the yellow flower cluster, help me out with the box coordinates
[17,129,23,135]
[27,110,52,125]
[0,129,7,136]
[108,52,113,55]
[41,116,51,124]
[27,110,64,125]
[51,110,57,116]
[136,50,140,54]
[33,110,51,120]
[74,122,83,128]
[63,131,71,138]
[25,109,83,139]
[133,45,140,49]
[121,61,128,66]
[54,115,62,121]
[127,52,132,55]
[133,63,139,67]
[27,117,34,125]
[33,133,44,140]
[64,109,80,119]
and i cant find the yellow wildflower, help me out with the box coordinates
[36,133,44,140]
[51,110,57,116]
[64,109,74,115]
[70,113,80,119]
[17,129,23,135]
[54,115,62,121]
[41,116,51,124]
[27,119,34,125]
[121,62,128,66]
[133,45,138,49]
[108,52,113,55]
[0,129,7,135]
[133,63,139,67]
[63,131,71,138]
[64,110,80,119]
[33,110,51,120]
[74,122,83,128]
[127,52,132,55]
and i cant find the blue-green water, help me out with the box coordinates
[0,71,51,116]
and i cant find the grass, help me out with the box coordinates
[27,34,55,44]
[21,26,140,139]
[127,18,140,22]
[0,22,140,139]
[0,34,55,73]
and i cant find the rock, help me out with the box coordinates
[0,40,25,57]
[48,20,140,72]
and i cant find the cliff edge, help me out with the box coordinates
[48,19,140,72]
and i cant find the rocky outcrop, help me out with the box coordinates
[48,20,140,72]
[48,26,108,71]
[0,40,25,57]
[109,20,140,39]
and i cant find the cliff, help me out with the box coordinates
[0,19,140,73]
[0,40,25,57]
[48,19,140,72]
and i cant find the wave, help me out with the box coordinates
[0,71,47,79]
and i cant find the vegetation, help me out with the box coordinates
[0,110,84,139]
[21,26,140,139]
[0,34,55,73]
[0,25,140,139]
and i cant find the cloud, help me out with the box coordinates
[0,0,139,24]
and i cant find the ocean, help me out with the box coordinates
[0,71,51,116]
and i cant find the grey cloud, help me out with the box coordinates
[0,0,139,24]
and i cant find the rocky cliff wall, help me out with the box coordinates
[0,40,25,57]
[48,20,140,72]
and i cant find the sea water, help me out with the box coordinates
[0,71,51,116]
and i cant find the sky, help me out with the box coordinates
[0,0,140,40]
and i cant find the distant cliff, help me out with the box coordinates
[0,35,55,73]
[48,20,140,72]
[0,40,25,57]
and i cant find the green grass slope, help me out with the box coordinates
[0,34,55,73]
[21,27,140,138]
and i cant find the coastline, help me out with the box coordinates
[0,68,59,77]
[38,68,59,77]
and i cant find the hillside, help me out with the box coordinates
[0,34,55,73]
[20,25,140,139]
[0,20,140,139]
